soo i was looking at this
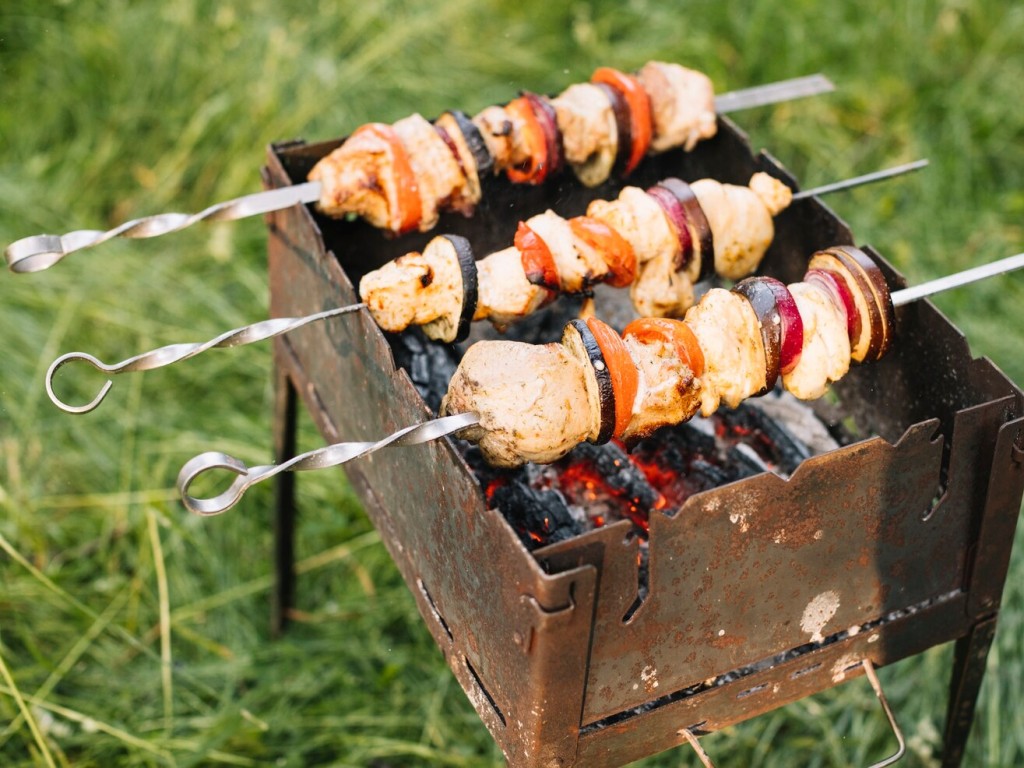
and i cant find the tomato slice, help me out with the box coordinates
[585,317,640,439]
[515,221,560,291]
[622,317,705,377]
[354,122,422,234]
[569,216,637,288]
[591,67,653,175]
[505,95,552,185]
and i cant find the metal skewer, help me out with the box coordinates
[712,73,833,114]
[791,159,929,201]
[5,74,834,275]
[175,249,1024,516]
[890,251,1024,307]
[177,412,479,516]
[46,303,366,414]
[40,160,927,415]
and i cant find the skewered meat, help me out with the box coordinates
[683,288,767,416]
[440,246,893,467]
[691,173,793,280]
[550,83,619,187]
[445,339,595,466]
[308,122,420,233]
[393,113,473,230]
[358,173,792,342]
[636,61,716,152]
[309,61,720,234]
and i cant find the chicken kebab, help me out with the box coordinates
[175,245,1024,515]
[9,61,840,275]
[360,171,794,343]
[440,244,892,467]
[311,61,728,235]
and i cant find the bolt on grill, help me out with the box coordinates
[262,115,1024,767]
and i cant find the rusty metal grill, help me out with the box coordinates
[262,117,1024,767]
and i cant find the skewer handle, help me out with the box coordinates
[5,182,322,274]
[46,303,366,414]
[177,412,479,516]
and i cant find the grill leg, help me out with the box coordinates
[271,358,299,637]
[941,614,998,768]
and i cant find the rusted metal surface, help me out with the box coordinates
[574,593,969,767]
[263,115,1024,767]
[264,161,597,766]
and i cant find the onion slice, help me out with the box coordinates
[653,178,715,283]
[764,277,804,375]
[828,246,895,362]
[645,184,693,273]
[808,246,893,362]
[804,268,860,349]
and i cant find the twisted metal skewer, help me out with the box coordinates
[46,302,366,414]
[5,75,836,274]
[177,412,480,516]
[6,182,322,274]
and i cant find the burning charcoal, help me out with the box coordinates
[566,443,660,511]
[554,441,662,531]
[717,400,814,474]
[628,425,727,510]
[489,481,581,550]
[631,421,719,468]
[687,458,734,490]
[726,442,774,478]
[387,327,460,411]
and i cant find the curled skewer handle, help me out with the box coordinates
[46,352,117,415]
[45,302,366,414]
[5,182,323,274]
[178,412,480,516]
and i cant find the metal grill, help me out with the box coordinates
[262,116,1024,768]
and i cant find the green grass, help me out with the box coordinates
[1,0,1023,765]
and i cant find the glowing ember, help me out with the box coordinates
[465,392,838,552]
